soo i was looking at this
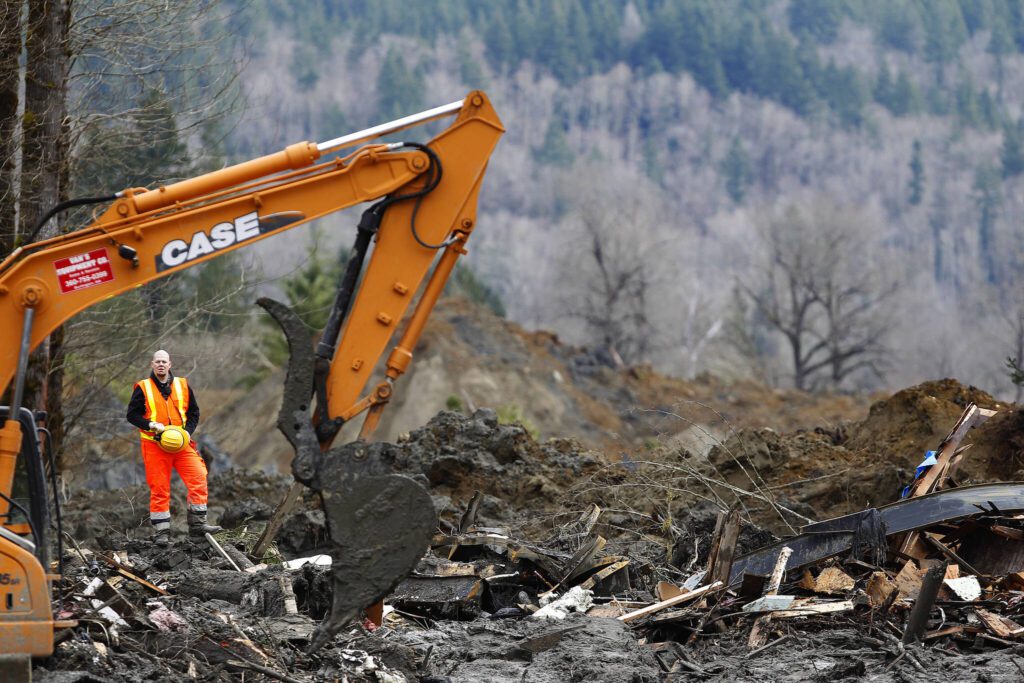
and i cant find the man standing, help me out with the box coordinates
[126,350,221,546]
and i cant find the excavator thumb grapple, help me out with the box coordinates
[259,298,437,652]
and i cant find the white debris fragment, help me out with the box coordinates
[148,604,188,632]
[532,586,594,620]
[282,554,333,570]
[682,571,706,591]
[741,595,797,613]
[944,576,982,602]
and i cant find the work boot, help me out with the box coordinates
[187,509,223,538]
[154,526,171,547]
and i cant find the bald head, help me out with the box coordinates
[151,350,171,380]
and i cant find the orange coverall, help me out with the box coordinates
[131,376,209,531]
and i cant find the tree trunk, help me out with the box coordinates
[0,1,22,256]
[20,0,69,242]
[19,0,70,444]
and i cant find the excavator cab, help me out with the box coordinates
[1,408,51,564]
[0,407,57,678]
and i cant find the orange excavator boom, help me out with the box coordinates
[0,91,504,665]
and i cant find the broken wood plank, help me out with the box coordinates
[577,558,630,592]
[813,566,855,594]
[924,625,965,640]
[976,608,1024,639]
[745,634,790,659]
[617,581,722,623]
[772,600,854,618]
[708,509,740,587]
[656,581,684,602]
[206,533,242,571]
[748,546,792,649]
[897,404,995,555]
[115,568,168,595]
[923,534,982,577]
[893,561,927,601]
[865,571,897,607]
[903,562,946,644]
[765,547,793,595]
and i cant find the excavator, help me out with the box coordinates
[0,91,504,673]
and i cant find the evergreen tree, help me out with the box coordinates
[484,9,515,75]
[908,139,924,206]
[722,136,752,203]
[1001,118,1024,178]
[821,61,867,128]
[679,2,728,97]
[978,89,1000,129]
[873,62,894,109]
[890,70,922,116]
[877,0,923,53]
[533,118,574,168]
[922,0,968,80]
[788,0,843,44]
[377,49,423,121]
[973,164,1001,284]
[955,74,983,128]
[447,264,506,317]
[721,15,765,94]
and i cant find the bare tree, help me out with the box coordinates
[0,0,241,467]
[554,165,672,365]
[738,201,896,391]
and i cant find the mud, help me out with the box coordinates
[389,613,659,682]
[689,628,1024,682]
[39,378,1024,682]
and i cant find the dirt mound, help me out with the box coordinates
[206,298,875,476]
[705,378,1023,526]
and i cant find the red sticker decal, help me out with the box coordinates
[54,248,114,294]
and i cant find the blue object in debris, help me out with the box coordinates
[900,450,938,499]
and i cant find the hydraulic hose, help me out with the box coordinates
[27,194,119,245]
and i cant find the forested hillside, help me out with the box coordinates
[212,0,1024,398]
[24,0,1019,412]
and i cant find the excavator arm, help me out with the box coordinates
[0,91,504,661]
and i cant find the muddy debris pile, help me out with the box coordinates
[37,403,1024,682]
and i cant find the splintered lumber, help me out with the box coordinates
[975,608,1024,639]
[656,581,684,602]
[772,600,854,618]
[924,625,965,640]
[765,547,793,595]
[903,562,946,644]
[617,581,722,623]
[897,404,996,555]
[729,483,1024,584]
[866,572,898,607]
[706,509,741,587]
[812,566,855,594]
[207,533,242,571]
[578,557,629,591]
[894,561,927,601]
[748,546,792,649]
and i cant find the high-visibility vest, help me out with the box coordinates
[136,377,189,442]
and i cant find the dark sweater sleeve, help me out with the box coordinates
[126,386,150,431]
[185,386,200,434]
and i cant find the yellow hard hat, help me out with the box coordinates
[158,425,188,453]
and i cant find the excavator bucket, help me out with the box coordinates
[258,298,437,652]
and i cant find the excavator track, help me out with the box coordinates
[258,298,437,652]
